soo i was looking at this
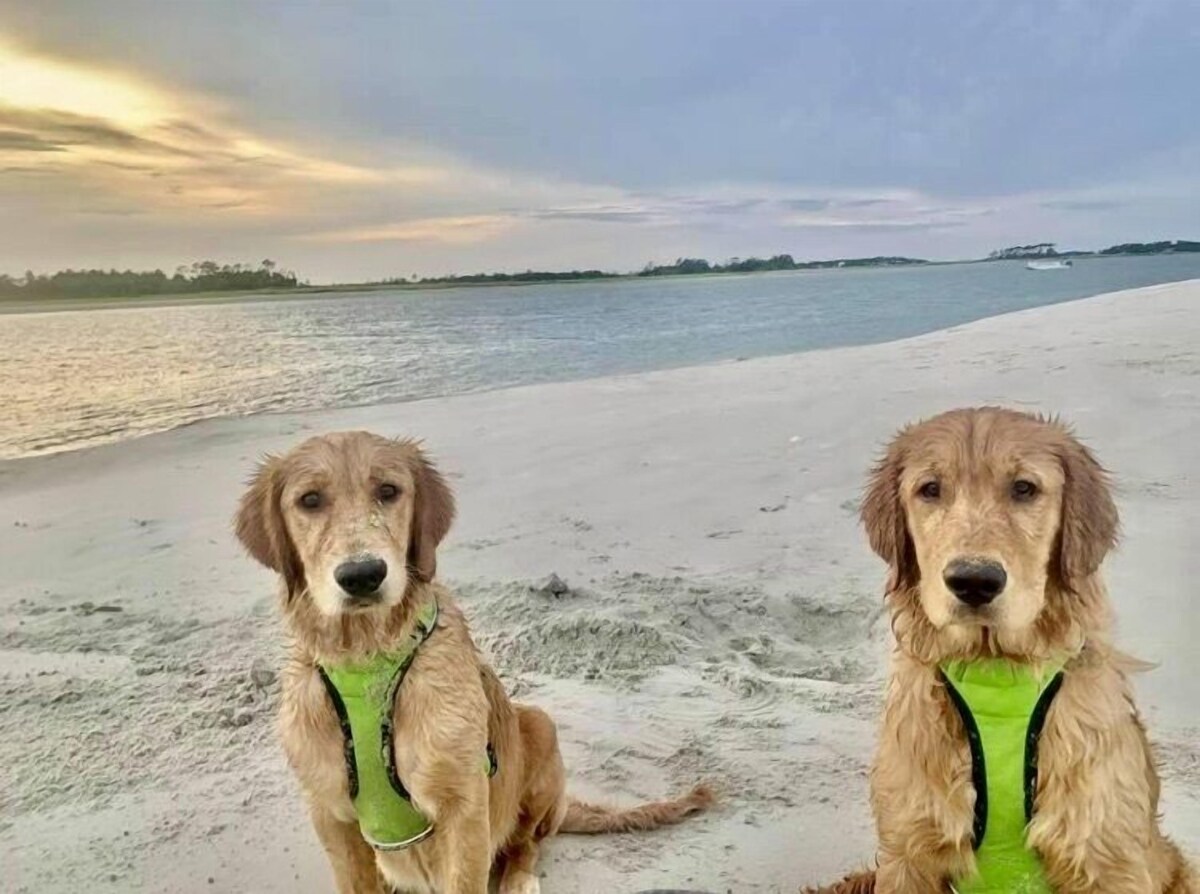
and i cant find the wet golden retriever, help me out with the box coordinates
[235,431,712,894]
[809,408,1194,893]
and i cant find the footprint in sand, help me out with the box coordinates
[705,529,741,540]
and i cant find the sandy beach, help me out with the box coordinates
[2,279,1197,893]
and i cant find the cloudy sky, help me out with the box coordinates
[1,0,1197,282]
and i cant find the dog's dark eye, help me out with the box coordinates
[299,491,322,510]
[917,481,941,501]
[378,483,400,503]
[1012,479,1039,501]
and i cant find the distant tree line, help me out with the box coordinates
[636,254,927,276]
[989,243,1059,260]
[1098,240,1200,255]
[383,255,928,285]
[393,269,619,286]
[0,260,299,300]
[988,240,1200,260]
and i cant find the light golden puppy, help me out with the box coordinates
[809,407,1194,894]
[235,431,711,894]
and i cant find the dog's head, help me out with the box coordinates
[234,431,455,617]
[861,408,1117,645]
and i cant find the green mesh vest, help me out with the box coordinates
[316,599,497,851]
[939,658,1066,894]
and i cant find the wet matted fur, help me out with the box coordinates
[806,408,1194,893]
[235,431,712,894]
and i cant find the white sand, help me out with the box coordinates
[2,280,1197,893]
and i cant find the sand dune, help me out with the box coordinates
[2,280,1197,892]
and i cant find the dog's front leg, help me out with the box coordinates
[434,794,492,894]
[871,788,966,893]
[1032,770,1162,893]
[871,660,971,894]
[311,807,388,894]
[1029,667,1177,894]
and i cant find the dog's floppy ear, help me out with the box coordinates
[1055,432,1118,591]
[861,436,918,590]
[234,456,305,597]
[407,447,456,583]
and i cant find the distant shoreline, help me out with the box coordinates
[2,244,1197,315]
[0,262,947,315]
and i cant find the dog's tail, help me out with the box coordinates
[800,870,876,894]
[558,783,714,834]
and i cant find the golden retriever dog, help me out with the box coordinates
[808,408,1194,893]
[234,431,712,894]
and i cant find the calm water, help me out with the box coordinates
[2,255,1199,460]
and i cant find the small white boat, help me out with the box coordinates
[1025,259,1073,270]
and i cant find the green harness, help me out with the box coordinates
[316,599,497,851]
[938,658,1066,894]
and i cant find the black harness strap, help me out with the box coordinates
[317,666,359,800]
[940,669,988,849]
[1023,670,1064,823]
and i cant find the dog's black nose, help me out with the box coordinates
[334,557,388,597]
[943,560,1007,607]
